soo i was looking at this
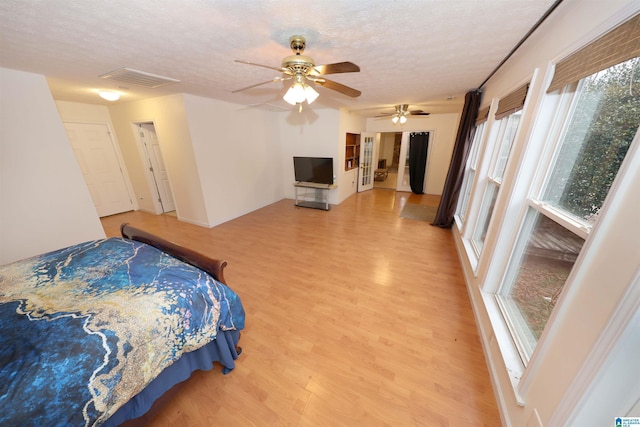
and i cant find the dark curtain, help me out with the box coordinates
[432,89,481,227]
[409,132,429,194]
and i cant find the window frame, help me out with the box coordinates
[471,111,523,257]
[495,204,586,364]
[456,121,486,224]
[491,82,584,367]
[493,63,640,368]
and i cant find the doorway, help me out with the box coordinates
[372,131,431,193]
[401,131,430,194]
[135,123,176,213]
[373,132,401,190]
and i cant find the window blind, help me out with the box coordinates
[495,83,529,120]
[476,106,490,125]
[547,13,640,93]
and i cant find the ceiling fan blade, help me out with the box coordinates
[234,59,288,74]
[313,78,361,97]
[409,110,430,116]
[311,61,360,75]
[375,112,395,118]
[231,76,290,93]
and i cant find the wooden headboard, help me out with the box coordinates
[120,223,228,284]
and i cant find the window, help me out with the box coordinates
[472,110,522,255]
[542,63,639,225]
[496,57,640,363]
[456,120,486,223]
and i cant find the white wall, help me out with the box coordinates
[182,94,284,226]
[56,100,114,124]
[366,113,461,195]
[338,108,367,203]
[108,95,211,226]
[51,95,365,230]
[275,107,458,203]
[453,1,640,425]
[107,94,284,228]
[277,107,353,205]
[379,133,396,167]
[0,68,105,265]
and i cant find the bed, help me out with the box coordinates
[0,224,245,426]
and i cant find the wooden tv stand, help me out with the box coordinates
[293,182,336,211]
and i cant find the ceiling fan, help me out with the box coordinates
[232,35,361,108]
[376,104,430,123]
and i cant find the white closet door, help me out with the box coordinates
[65,123,133,217]
[138,123,176,213]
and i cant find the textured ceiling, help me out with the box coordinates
[0,0,557,117]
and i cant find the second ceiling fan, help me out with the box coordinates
[377,104,430,123]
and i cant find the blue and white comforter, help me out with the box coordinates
[0,237,244,426]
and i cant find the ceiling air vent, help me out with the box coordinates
[99,68,180,88]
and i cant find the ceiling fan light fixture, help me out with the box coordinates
[283,83,303,105]
[283,74,319,106]
[391,113,407,124]
[304,84,319,104]
[390,104,409,124]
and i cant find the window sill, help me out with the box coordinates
[453,214,464,232]
[456,233,479,276]
[453,227,524,405]
[481,290,526,406]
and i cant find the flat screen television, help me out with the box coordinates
[293,157,334,185]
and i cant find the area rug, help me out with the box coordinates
[400,203,438,223]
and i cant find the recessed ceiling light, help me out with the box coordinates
[98,90,120,101]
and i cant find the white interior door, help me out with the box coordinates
[358,132,376,192]
[65,122,133,217]
[137,123,176,213]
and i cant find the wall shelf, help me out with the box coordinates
[345,132,360,171]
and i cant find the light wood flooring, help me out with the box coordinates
[373,172,398,190]
[101,190,501,427]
